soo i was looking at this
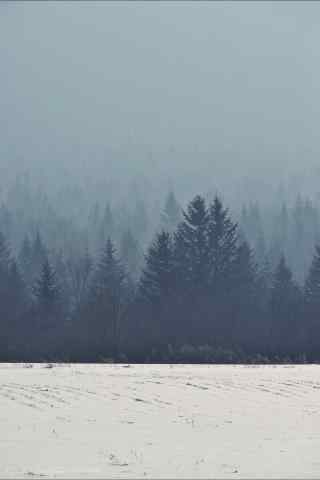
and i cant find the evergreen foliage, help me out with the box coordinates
[1,189,320,363]
[161,191,181,233]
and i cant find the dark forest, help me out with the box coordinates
[1,177,320,363]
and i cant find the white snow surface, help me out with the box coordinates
[0,363,320,479]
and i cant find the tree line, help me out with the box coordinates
[1,193,320,363]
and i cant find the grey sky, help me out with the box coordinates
[1,1,320,187]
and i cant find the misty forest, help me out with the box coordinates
[1,178,320,363]
[2,2,320,363]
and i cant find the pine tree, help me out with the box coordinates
[0,205,12,241]
[88,238,129,357]
[0,231,11,273]
[67,247,93,313]
[8,260,27,315]
[132,199,149,243]
[208,196,238,292]
[161,191,181,233]
[0,232,28,358]
[174,195,210,292]
[33,257,60,313]
[6,261,28,356]
[269,255,302,354]
[88,202,101,251]
[292,195,306,281]
[139,231,174,304]
[99,203,114,246]
[230,241,262,348]
[200,196,239,343]
[120,229,142,281]
[170,195,211,343]
[18,235,33,282]
[138,230,176,345]
[233,241,258,298]
[30,231,48,282]
[304,245,320,353]
[305,245,320,310]
[53,249,70,314]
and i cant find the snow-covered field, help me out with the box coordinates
[0,364,320,479]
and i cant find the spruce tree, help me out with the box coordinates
[132,199,149,243]
[89,238,129,357]
[205,196,239,343]
[0,234,22,358]
[304,245,320,353]
[207,196,238,292]
[67,247,93,313]
[172,195,211,343]
[0,231,11,274]
[161,191,181,233]
[99,203,114,246]
[30,231,48,282]
[120,229,142,281]
[33,257,60,314]
[18,235,33,283]
[231,241,261,348]
[174,195,210,292]
[138,230,176,345]
[269,255,302,354]
[139,231,174,304]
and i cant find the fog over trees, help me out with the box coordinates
[1,2,320,361]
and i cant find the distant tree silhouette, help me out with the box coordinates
[67,247,93,313]
[174,195,210,292]
[18,235,33,283]
[305,245,320,355]
[138,231,176,345]
[208,196,238,291]
[161,191,181,233]
[30,231,48,283]
[99,203,114,246]
[229,241,262,348]
[33,257,60,314]
[0,233,27,358]
[88,238,129,358]
[173,196,210,342]
[120,229,142,282]
[207,196,239,343]
[2,186,320,362]
[269,255,302,354]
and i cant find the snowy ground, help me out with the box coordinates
[0,364,320,479]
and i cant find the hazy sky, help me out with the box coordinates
[1,2,320,178]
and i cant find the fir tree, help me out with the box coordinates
[120,229,142,281]
[67,247,93,313]
[30,231,48,282]
[230,241,261,348]
[0,231,11,275]
[174,195,210,292]
[208,196,238,292]
[139,231,174,304]
[0,234,26,358]
[132,199,148,243]
[161,191,181,233]
[304,245,320,353]
[18,235,33,282]
[305,245,320,311]
[203,196,239,342]
[99,203,114,246]
[172,195,211,343]
[269,255,302,354]
[33,257,60,313]
[138,230,176,345]
[88,238,129,357]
